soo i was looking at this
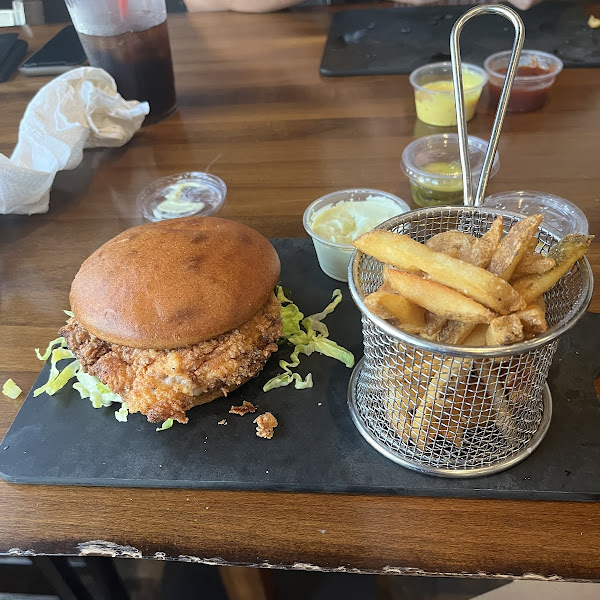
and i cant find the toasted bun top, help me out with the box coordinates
[70,216,280,349]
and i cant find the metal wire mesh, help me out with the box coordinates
[348,206,592,476]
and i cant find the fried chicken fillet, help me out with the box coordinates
[60,294,282,423]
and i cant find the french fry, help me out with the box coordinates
[410,358,471,449]
[382,356,435,444]
[464,216,504,268]
[398,352,441,381]
[488,214,543,281]
[422,218,504,344]
[384,268,495,324]
[547,233,592,266]
[383,364,423,444]
[524,237,538,253]
[364,290,426,334]
[423,312,446,340]
[384,396,413,444]
[532,295,546,311]
[438,320,476,345]
[364,290,399,320]
[384,361,427,409]
[515,304,547,335]
[426,231,474,260]
[450,372,496,423]
[410,394,440,450]
[503,360,533,392]
[410,393,467,449]
[475,359,519,442]
[354,231,525,314]
[512,251,555,276]
[462,323,489,346]
[426,218,502,269]
[512,234,594,305]
[486,314,524,346]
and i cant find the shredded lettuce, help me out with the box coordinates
[263,287,354,392]
[263,371,313,392]
[2,379,22,399]
[35,336,68,361]
[33,317,183,431]
[72,370,122,408]
[156,418,174,432]
[33,346,80,397]
[115,404,129,422]
[34,333,128,422]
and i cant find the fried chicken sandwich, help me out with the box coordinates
[59,216,283,424]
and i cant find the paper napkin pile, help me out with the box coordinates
[0,67,149,215]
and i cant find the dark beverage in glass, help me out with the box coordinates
[78,21,176,122]
[65,0,176,123]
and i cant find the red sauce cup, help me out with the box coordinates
[484,50,563,113]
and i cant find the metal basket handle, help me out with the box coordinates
[450,5,525,207]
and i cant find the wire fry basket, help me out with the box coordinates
[348,206,593,477]
[347,6,592,477]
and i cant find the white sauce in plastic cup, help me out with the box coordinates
[303,189,410,282]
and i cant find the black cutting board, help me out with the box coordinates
[1,239,599,501]
[320,3,600,76]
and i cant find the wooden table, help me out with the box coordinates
[1,8,599,582]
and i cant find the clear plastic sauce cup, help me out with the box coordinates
[484,50,563,113]
[409,62,488,127]
[484,190,588,237]
[137,172,227,222]
[303,189,410,282]
[401,133,500,208]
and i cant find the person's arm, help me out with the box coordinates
[385,0,543,9]
[503,0,543,9]
[185,0,543,14]
[184,0,300,12]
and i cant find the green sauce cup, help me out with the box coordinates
[401,133,500,207]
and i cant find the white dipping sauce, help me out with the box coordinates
[307,195,408,282]
[310,196,404,244]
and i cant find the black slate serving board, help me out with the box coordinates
[320,3,600,76]
[1,239,599,501]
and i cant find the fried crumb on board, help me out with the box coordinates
[254,412,278,439]
[229,400,256,416]
[218,419,227,425]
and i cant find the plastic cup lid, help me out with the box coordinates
[137,172,227,222]
[483,190,588,237]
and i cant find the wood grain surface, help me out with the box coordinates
[1,8,599,580]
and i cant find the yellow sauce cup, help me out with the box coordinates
[409,62,488,127]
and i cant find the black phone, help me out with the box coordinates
[19,25,86,76]
[0,33,28,82]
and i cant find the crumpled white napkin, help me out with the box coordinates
[0,66,149,215]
